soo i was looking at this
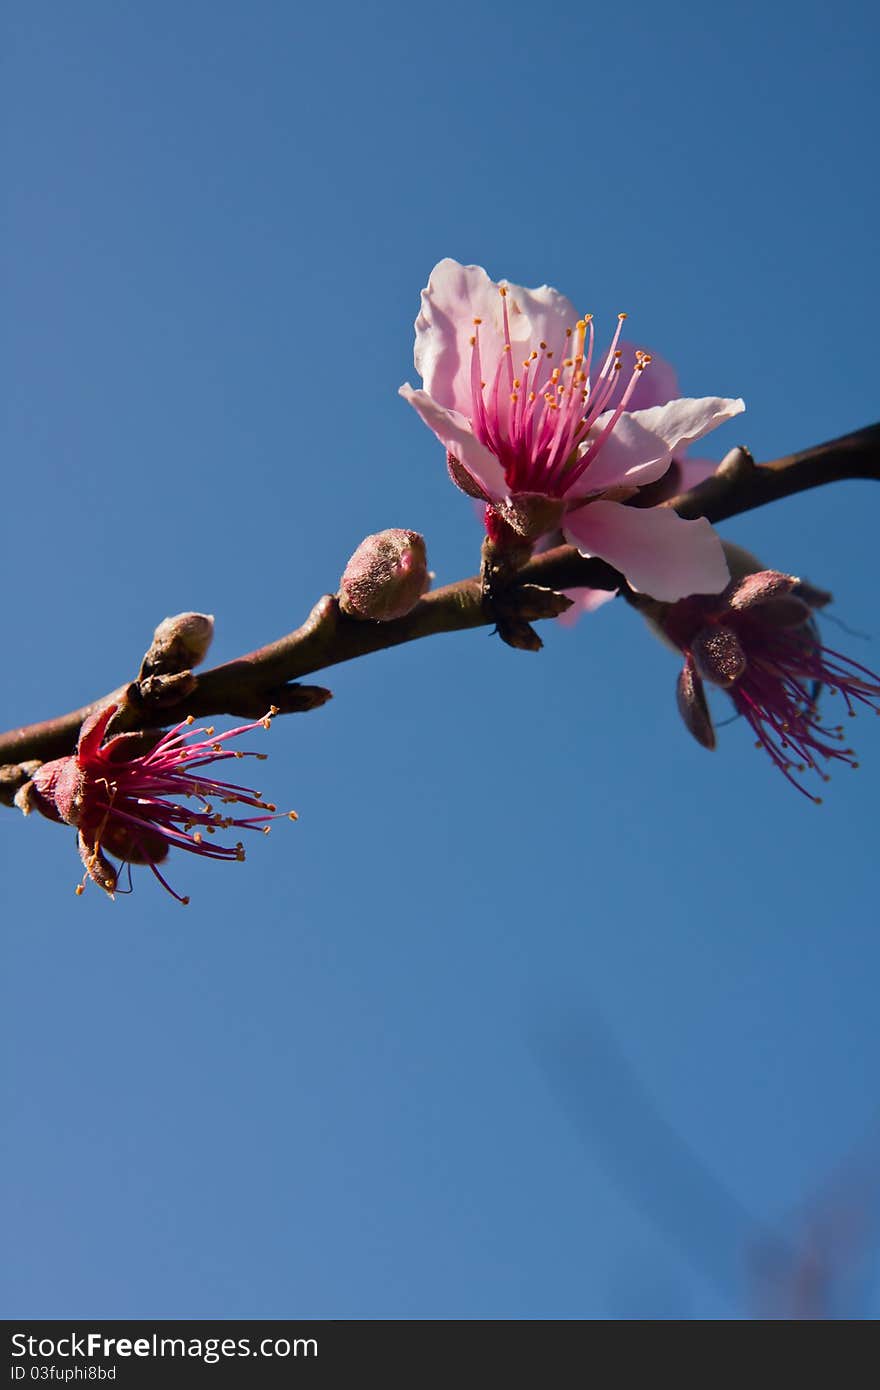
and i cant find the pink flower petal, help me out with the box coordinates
[562,499,730,601]
[567,396,745,499]
[556,585,618,627]
[614,341,679,411]
[674,454,717,491]
[567,411,676,496]
[627,395,745,454]
[412,258,578,416]
[399,384,508,501]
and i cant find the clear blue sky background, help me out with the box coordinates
[2,0,878,1319]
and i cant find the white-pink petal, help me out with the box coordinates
[412,258,578,417]
[399,384,508,501]
[562,499,730,601]
[567,395,745,500]
[567,411,676,497]
[557,585,618,627]
[625,396,745,455]
[673,454,718,491]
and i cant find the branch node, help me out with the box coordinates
[133,670,198,709]
[717,444,756,481]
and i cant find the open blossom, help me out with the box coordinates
[648,547,880,799]
[16,704,295,903]
[400,259,744,602]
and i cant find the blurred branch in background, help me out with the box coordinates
[536,1010,880,1319]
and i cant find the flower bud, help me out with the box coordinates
[339,530,430,621]
[140,612,215,677]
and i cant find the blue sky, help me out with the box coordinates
[2,0,878,1318]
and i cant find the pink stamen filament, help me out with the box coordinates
[468,299,648,500]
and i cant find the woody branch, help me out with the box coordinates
[0,421,877,777]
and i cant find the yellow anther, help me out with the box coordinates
[288,811,299,821]
[75,884,85,896]
[510,392,518,403]
[469,335,476,347]
[499,285,508,297]
[503,343,511,352]
[473,316,482,324]
[618,312,628,320]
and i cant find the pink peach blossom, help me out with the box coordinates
[400,259,744,602]
[17,704,294,903]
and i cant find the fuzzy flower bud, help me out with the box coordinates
[140,612,215,677]
[339,529,430,621]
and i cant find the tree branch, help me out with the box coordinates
[1,421,877,771]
